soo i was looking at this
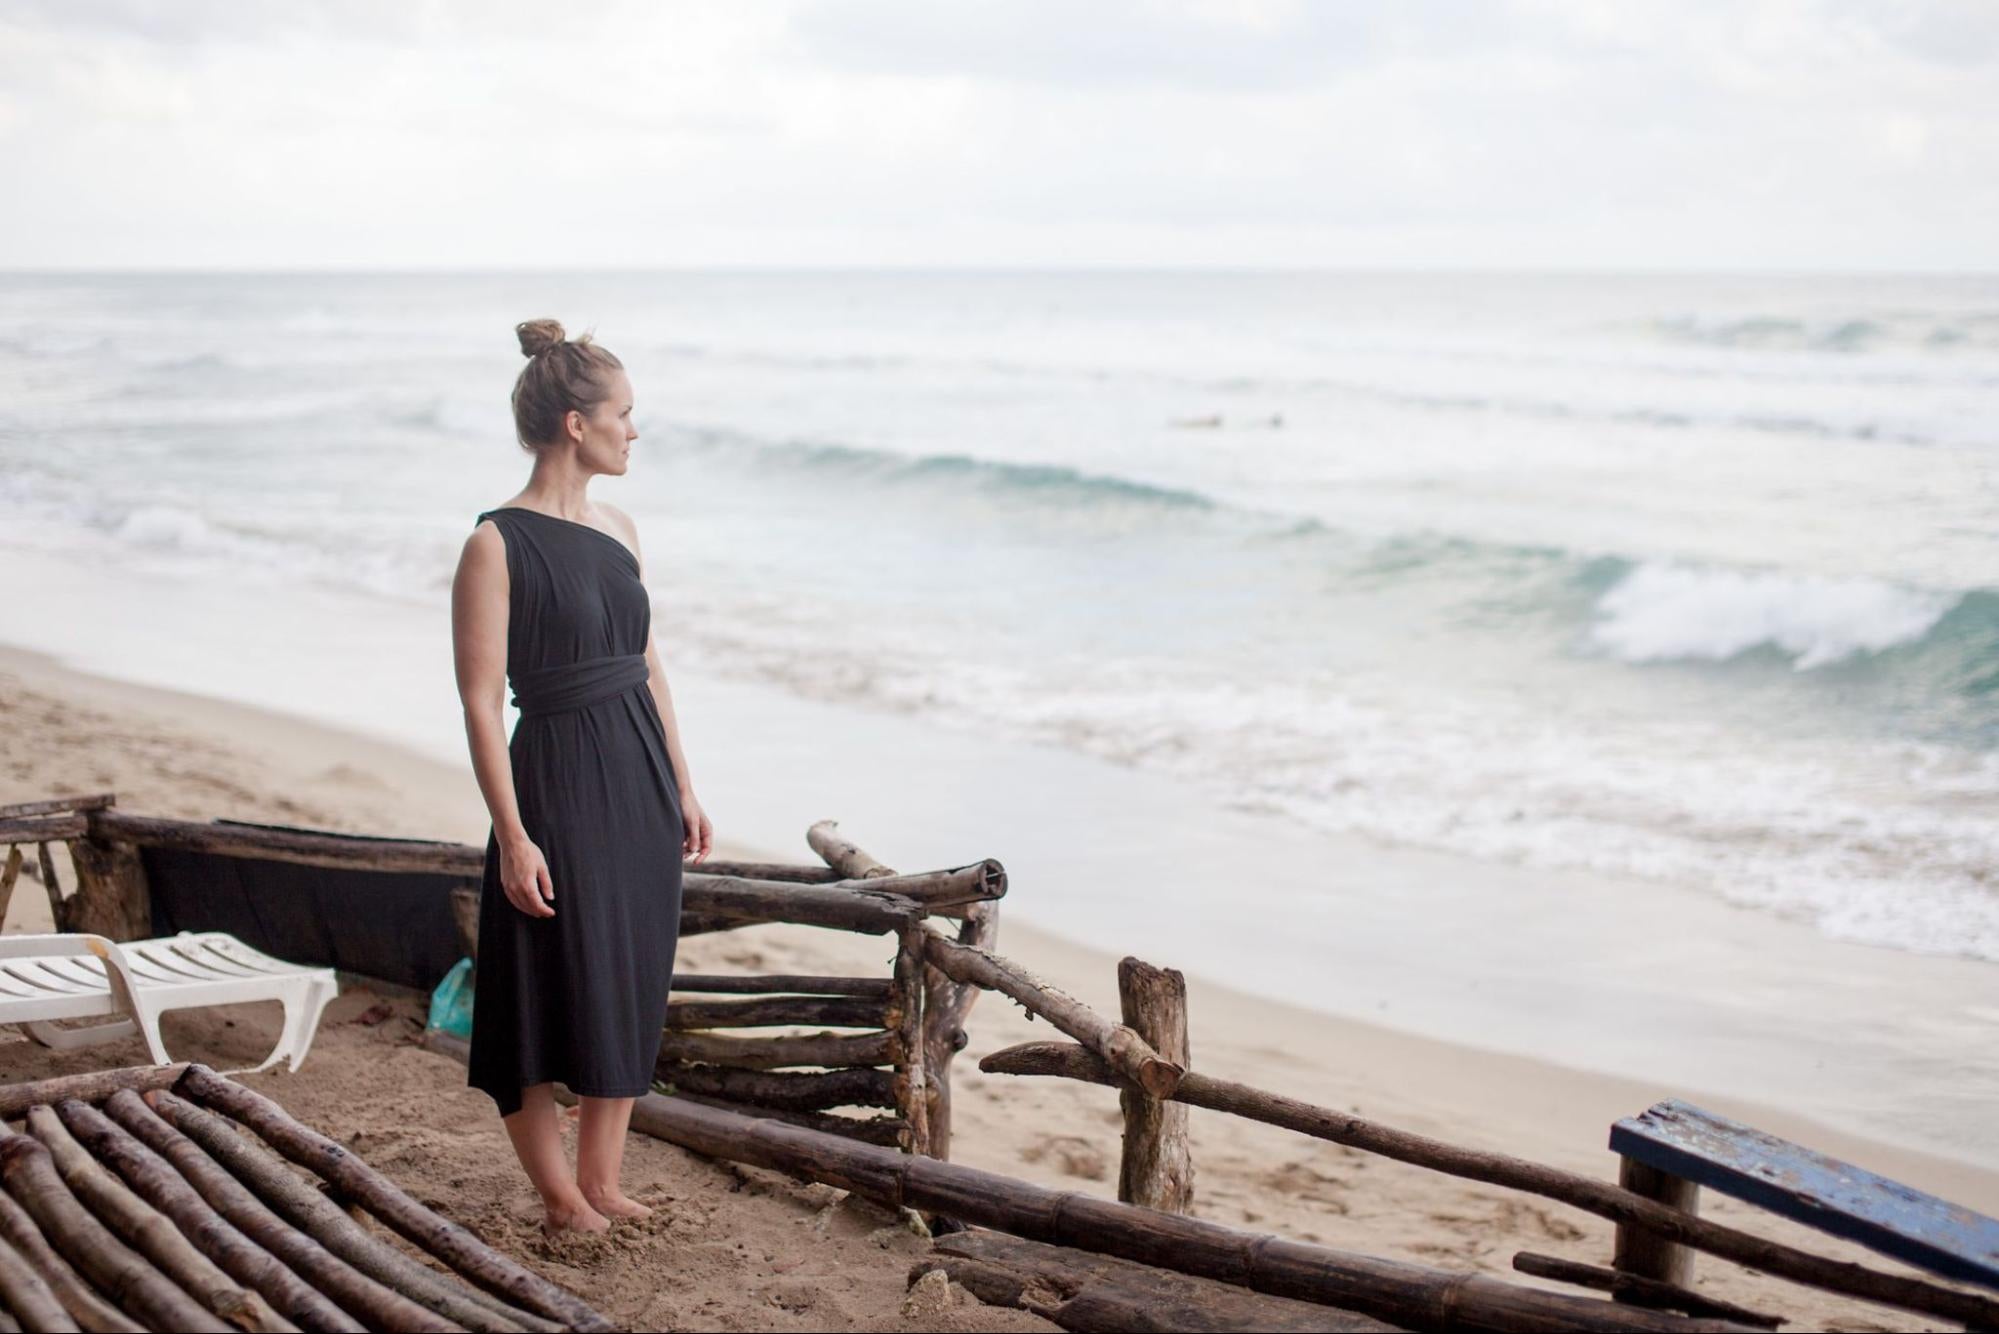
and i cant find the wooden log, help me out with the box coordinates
[86,808,984,921]
[0,1120,214,1331]
[608,1088,1756,1332]
[686,859,840,883]
[893,918,931,1158]
[1513,1253,1780,1328]
[0,1227,79,1334]
[980,1040,1999,1331]
[422,1027,905,1149]
[683,875,925,935]
[89,810,477,875]
[0,1189,144,1333]
[794,829,967,1161]
[0,1067,188,1121]
[921,898,998,1164]
[667,995,884,1029]
[652,1059,898,1111]
[23,1105,296,1333]
[0,816,88,844]
[60,838,150,944]
[120,1090,543,1334]
[922,931,1184,1099]
[0,794,115,821]
[656,1029,894,1069]
[1613,1159,1700,1296]
[671,973,892,998]
[0,847,24,935]
[806,819,895,878]
[654,1091,904,1148]
[174,1063,615,1333]
[35,843,64,934]
[1116,958,1193,1213]
[55,1098,375,1334]
[919,1226,1407,1332]
[723,854,1005,913]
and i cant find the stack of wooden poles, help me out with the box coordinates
[0,1061,612,1333]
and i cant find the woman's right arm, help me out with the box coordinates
[452,521,556,918]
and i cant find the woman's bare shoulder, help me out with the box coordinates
[460,513,508,567]
[597,500,642,551]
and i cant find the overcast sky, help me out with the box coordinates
[2,0,1994,271]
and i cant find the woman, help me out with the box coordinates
[450,317,714,1235]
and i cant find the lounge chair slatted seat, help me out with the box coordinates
[0,930,339,1075]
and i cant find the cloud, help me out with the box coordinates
[0,0,1992,269]
[785,0,1521,93]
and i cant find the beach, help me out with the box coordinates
[3,266,1996,1330]
[4,638,1994,1332]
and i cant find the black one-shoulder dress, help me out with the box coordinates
[467,506,685,1117]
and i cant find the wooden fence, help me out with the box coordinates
[7,793,1997,1332]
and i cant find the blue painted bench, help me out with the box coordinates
[1608,1098,1999,1293]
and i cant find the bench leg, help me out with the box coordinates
[233,976,339,1076]
[1612,1156,1700,1299]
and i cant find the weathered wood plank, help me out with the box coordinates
[670,973,893,998]
[666,993,884,1029]
[0,794,116,820]
[1609,1098,1999,1292]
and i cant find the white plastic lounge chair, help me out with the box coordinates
[0,930,340,1075]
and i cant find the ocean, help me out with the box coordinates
[4,268,1997,966]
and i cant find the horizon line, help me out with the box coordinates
[4,262,1996,279]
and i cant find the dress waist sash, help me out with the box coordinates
[509,652,650,718]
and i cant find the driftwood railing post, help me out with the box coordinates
[805,818,1003,1164]
[1116,957,1193,1213]
[0,844,24,931]
[809,819,931,1158]
[37,839,66,930]
[66,834,152,942]
[1612,1158,1701,1296]
[891,918,932,1157]
[920,896,995,1163]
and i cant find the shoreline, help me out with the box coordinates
[2,634,1993,1206]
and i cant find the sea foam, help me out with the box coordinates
[1589,562,1961,670]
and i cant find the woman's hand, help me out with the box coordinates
[680,789,713,863]
[498,835,556,918]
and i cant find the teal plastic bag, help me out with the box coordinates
[427,957,475,1040]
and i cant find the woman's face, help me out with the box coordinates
[570,368,637,474]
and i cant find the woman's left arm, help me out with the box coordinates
[615,506,713,862]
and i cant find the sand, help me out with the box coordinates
[3,638,1995,1332]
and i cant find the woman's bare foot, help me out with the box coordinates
[542,1198,612,1236]
[580,1185,653,1220]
